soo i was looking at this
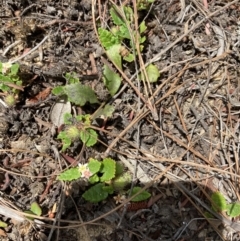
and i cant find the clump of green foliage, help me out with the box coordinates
[0,62,23,106]
[57,113,98,152]
[206,191,240,218]
[98,4,160,96]
[58,157,151,203]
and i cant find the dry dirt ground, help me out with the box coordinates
[0,0,240,241]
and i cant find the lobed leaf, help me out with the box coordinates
[100,158,116,182]
[88,158,102,174]
[110,7,125,26]
[80,128,98,147]
[98,28,120,50]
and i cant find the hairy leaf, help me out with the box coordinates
[100,158,116,182]
[82,183,109,203]
[88,158,102,174]
[65,83,99,106]
[80,128,98,147]
[57,167,81,181]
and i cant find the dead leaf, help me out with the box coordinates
[0,229,7,237]
[50,99,71,127]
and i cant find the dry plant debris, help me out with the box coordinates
[0,0,239,240]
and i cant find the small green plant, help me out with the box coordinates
[25,202,42,220]
[52,72,99,106]
[57,113,98,152]
[58,157,151,203]
[98,4,160,96]
[137,0,154,10]
[0,62,23,106]
[208,191,240,218]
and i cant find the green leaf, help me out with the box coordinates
[139,21,147,34]
[65,72,79,84]
[82,183,109,203]
[140,36,146,44]
[106,44,122,69]
[118,25,130,39]
[129,187,151,202]
[88,158,102,174]
[89,174,99,184]
[123,53,134,62]
[24,210,35,220]
[0,62,2,72]
[137,0,154,10]
[76,114,91,126]
[92,104,115,120]
[110,7,125,26]
[0,221,7,228]
[0,83,10,92]
[102,64,121,96]
[65,83,99,106]
[10,64,19,75]
[204,212,214,219]
[226,203,240,217]
[57,132,72,151]
[100,158,116,182]
[211,192,227,212]
[142,64,160,83]
[0,75,11,82]
[57,167,81,181]
[115,162,124,176]
[80,128,98,147]
[15,80,22,86]
[102,185,114,194]
[52,86,65,96]
[30,202,42,216]
[63,113,73,125]
[112,172,131,191]
[98,28,120,50]
[123,6,133,22]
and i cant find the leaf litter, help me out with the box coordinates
[0,0,239,241]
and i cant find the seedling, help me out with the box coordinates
[98,4,160,96]
[57,113,98,152]
[207,191,240,218]
[0,62,23,106]
[58,157,151,203]
[25,202,42,220]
